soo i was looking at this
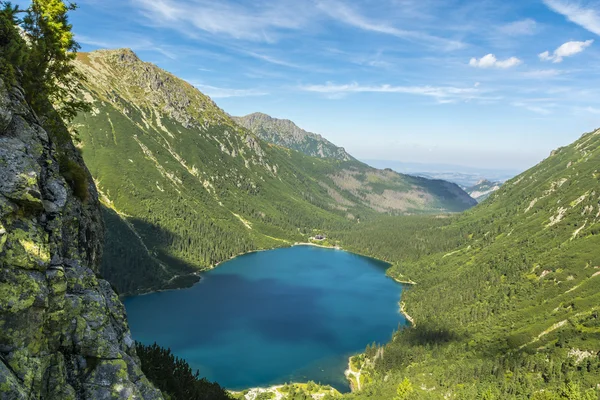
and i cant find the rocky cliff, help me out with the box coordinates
[0,76,162,399]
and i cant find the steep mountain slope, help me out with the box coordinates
[464,179,502,202]
[233,112,354,161]
[333,129,600,398]
[71,49,475,295]
[0,77,161,398]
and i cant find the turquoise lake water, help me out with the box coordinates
[123,246,406,391]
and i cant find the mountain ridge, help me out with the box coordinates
[233,112,354,161]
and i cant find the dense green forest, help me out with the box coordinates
[136,342,232,400]
[328,129,600,399]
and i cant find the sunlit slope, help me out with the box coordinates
[335,129,600,398]
[71,49,474,294]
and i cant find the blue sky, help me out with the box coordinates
[20,0,600,170]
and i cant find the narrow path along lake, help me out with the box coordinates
[123,245,407,392]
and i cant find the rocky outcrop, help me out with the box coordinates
[0,77,162,399]
[76,49,232,131]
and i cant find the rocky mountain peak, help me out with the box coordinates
[233,112,354,161]
[75,49,236,131]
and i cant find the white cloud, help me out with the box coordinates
[543,0,600,35]
[192,84,268,98]
[539,40,593,62]
[315,0,465,50]
[469,54,522,69]
[299,82,480,102]
[499,19,538,35]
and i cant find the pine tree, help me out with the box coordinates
[0,0,88,122]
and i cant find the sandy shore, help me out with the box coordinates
[229,382,341,400]
[400,301,415,326]
[390,275,417,285]
[344,356,362,392]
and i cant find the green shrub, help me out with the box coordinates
[0,3,27,85]
[255,392,275,400]
[58,154,88,202]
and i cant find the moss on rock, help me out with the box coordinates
[0,73,162,398]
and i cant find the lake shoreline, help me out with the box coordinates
[390,275,417,285]
[344,356,361,392]
[123,240,354,298]
[399,301,416,326]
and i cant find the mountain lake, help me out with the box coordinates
[123,245,407,392]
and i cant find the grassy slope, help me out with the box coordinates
[332,129,600,399]
[71,49,474,295]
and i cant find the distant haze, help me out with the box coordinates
[363,160,520,187]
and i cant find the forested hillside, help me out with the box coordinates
[71,49,475,295]
[331,129,600,399]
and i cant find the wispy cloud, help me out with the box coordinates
[539,40,593,62]
[512,101,554,115]
[131,0,312,42]
[315,0,465,50]
[582,106,600,114]
[299,82,481,102]
[499,19,538,35]
[543,0,600,35]
[469,54,522,68]
[367,60,393,68]
[241,50,305,69]
[76,34,178,59]
[192,84,268,98]
[521,69,564,79]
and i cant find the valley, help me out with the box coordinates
[72,50,600,397]
[71,49,476,296]
[58,50,600,399]
[2,3,600,398]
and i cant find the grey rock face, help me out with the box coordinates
[0,77,163,399]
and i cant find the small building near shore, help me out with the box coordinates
[314,234,326,241]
